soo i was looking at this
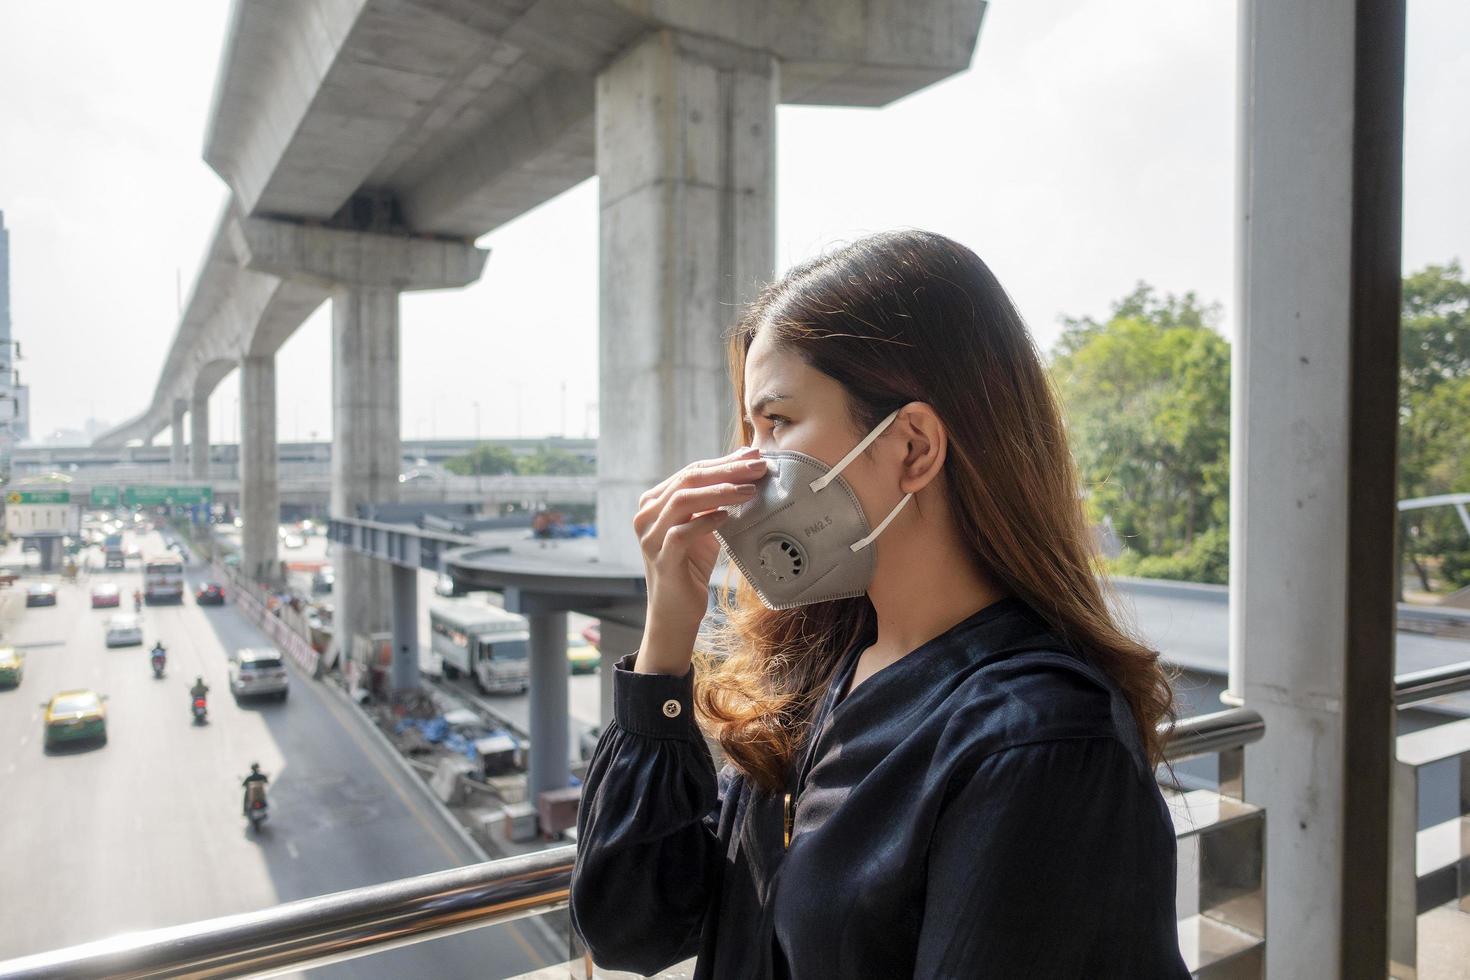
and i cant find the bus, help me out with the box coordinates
[429,600,530,695]
[142,557,185,603]
[103,532,125,570]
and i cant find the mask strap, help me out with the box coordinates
[808,409,902,494]
[850,492,914,552]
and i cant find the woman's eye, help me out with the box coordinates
[765,415,789,430]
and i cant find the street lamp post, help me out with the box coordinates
[472,400,482,496]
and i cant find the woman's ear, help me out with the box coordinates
[896,402,946,495]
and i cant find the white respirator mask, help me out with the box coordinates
[713,409,913,610]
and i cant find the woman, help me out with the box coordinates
[571,230,1189,978]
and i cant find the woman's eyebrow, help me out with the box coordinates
[745,391,791,420]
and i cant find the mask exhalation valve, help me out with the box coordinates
[757,534,806,582]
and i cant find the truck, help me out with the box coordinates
[429,600,530,694]
[103,532,125,570]
[142,557,185,603]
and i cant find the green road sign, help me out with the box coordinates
[90,485,120,507]
[122,485,214,507]
[5,489,71,505]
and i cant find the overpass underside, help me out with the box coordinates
[98,0,987,647]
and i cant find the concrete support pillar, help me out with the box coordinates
[331,284,400,668]
[231,215,485,674]
[190,393,210,481]
[389,564,419,694]
[170,399,187,479]
[1229,0,1404,974]
[527,609,570,806]
[240,356,279,584]
[596,620,643,728]
[594,30,777,567]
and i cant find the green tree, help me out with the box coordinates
[1051,284,1231,582]
[1398,261,1470,592]
[445,444,518,476]
[516,447,595,476]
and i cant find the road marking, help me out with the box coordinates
[313,681,552,969]
[313,689,462,861]
[287,839,299,860]
[19,735,28,747]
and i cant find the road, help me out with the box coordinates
[0,533,563,978]
[230,524,609,741]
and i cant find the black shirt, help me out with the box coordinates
[571,596,1189,978]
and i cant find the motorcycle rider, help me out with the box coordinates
[190,675,209,703]
[242,763,269,815]
[150,641,167,673]
[133,590,143,612]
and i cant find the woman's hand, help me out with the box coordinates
[634,446,767,673]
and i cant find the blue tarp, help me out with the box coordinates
[395,716,519,762]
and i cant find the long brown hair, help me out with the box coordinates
[693,229,1177,794]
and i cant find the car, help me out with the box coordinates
[90,583,121,608]
[0,647,24,687]
[229,648,289,701]
[567,638,600,675]
[311,568,334,594]
[104,613,144,648]
[196,583,226,606]
[25,583,58,607]
[42,689,107,748]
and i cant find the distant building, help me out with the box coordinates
[0,209,9,341]
[0,210,13,479]
[13,382,29,442]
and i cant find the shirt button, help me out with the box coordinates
[662,699,682,718]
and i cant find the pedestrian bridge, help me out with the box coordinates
[87,0,1468,971]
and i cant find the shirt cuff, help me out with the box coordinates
[613,652,698,740]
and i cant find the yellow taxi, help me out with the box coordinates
[567,636,601,675]
[42,689,108,749]
[0,647,22,687]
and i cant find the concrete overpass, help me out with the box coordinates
[30,469,596,513]
[101,0,989,671]
[16,438,595,475]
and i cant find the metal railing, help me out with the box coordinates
[0,847,576,979]
[1163,708,1267,978]
[1390,659,1470,979]
[1395,660,1470,707]
[0,705,1267,979]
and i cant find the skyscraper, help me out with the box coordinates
[0,210,9,343]
[0,210,19,472]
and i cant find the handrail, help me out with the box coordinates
[0,705,1273,979]
[1161,706,1265,762]
[1394,659,1470,707]
[0,846,576,979]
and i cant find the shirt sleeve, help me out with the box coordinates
[570,653,723,975]
[914,737,1188,979]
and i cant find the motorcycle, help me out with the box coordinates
[245,783,269,831]
[191,696,208,724]
[151,652,166,679]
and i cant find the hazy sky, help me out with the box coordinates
[1,1,1466,445]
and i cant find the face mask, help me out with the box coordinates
[713,409,914,610]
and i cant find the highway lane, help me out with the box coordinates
[245,524,609,743]
[0,536,563,978]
